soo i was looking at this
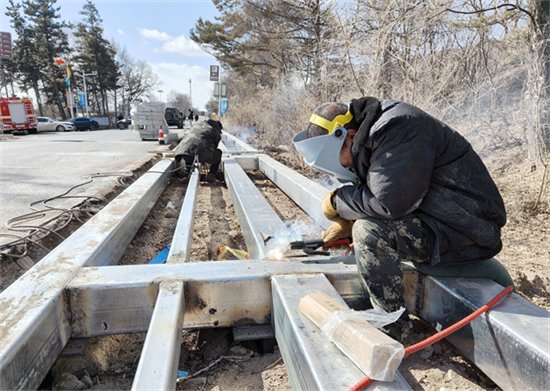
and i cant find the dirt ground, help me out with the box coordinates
[2,131,549,390]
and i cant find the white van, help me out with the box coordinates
[131,102,170,140]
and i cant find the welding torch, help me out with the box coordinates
[288,238,352,256]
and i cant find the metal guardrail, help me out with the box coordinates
[272,274,411,390]
[0,159,173,390]
[1,133,548,391]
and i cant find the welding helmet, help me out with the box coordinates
[293,110,358,182]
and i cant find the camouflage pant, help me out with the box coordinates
[353,215,431,312]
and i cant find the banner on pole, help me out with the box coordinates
[66,91,75,108]
[220,98,228,114]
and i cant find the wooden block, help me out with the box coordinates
[299,291,404,381]
[298,291,346,328]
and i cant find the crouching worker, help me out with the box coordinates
[293,97,514,342]
[174,119,223,182]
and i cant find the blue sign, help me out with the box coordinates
[220,99,228,114]
[76,93,86,106]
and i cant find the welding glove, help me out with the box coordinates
[323,220,354,245]
[322,188,347,223]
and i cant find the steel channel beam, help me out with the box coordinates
[272,274,411,390]
[166,167,200,263]
[221,132,259,151]
[419,277,550,391]
[132,280,185,391]
[223,158,290,259]
[227,155,259,170]
[257,154,333,230]
[0,159,173,391]
[65,257,365,336]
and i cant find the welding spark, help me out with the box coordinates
[268,249,284,260]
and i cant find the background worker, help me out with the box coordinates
[174,119,223,182]
[293,97,514,341]
[188,109,195,126]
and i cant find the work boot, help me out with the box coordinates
[205,172,217,182]
[382,318,414,346]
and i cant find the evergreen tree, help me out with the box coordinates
[4,0,45,114]
[23,0,70,119]
[74,0,119,114]
[190,0,337,85]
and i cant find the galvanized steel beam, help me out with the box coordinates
[0,159,173,391]
[257,154,333,230]
[132,280,185,391]
[419,277,550,391]
[166,167,200,263]
[222,158,290,259]
[221,132,258,151]
[227,155,258,170]
[65,257,365,336]
[272,274,411,390]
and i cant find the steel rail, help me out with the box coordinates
[257,154,333,230]
[272,274,411,390]
[0,159,173,390]
[166,166,200,263]
[131,280,185,391]
[65,257,365,336]
[222,157,290,259]
[419,277,550,391]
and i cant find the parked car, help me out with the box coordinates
[68,117,99,131]
[164,107,184,129]
[117,117,132,129]
[36,117,75,132]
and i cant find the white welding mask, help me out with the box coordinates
[293,109,358,182]
[293,126,358,182]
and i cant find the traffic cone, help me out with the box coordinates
[158,126,165,145]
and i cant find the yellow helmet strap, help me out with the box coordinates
[309,110,354,135]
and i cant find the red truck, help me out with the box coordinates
[0,96,38,134]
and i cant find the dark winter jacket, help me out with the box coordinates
[334,97,506,265]
[174,120,222,165]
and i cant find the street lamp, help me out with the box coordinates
[158,90,163,102]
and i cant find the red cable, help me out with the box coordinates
[347,285,513,391]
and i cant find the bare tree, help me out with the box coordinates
[114,44,160,114]
[166,90,191,113]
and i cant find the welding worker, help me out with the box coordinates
[174,119,223,182]
[293,97,514,342]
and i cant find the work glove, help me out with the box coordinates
[322,188,346,222]
[322,220,354,245]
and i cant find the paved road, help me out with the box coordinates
[0,128,177,246]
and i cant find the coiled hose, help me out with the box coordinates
[348,285,514,391]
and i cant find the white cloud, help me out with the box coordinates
[149,62,216,111]
[117,29,125,36]
[138,28,173,42]
[138,28,210,57]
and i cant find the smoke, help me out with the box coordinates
[265,220,324,260]
[312,174,347,190]
[226,125,258,144]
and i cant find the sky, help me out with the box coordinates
[0,0,221,110]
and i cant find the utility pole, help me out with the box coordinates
[189,78,192,108]
[74,71,97,117]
